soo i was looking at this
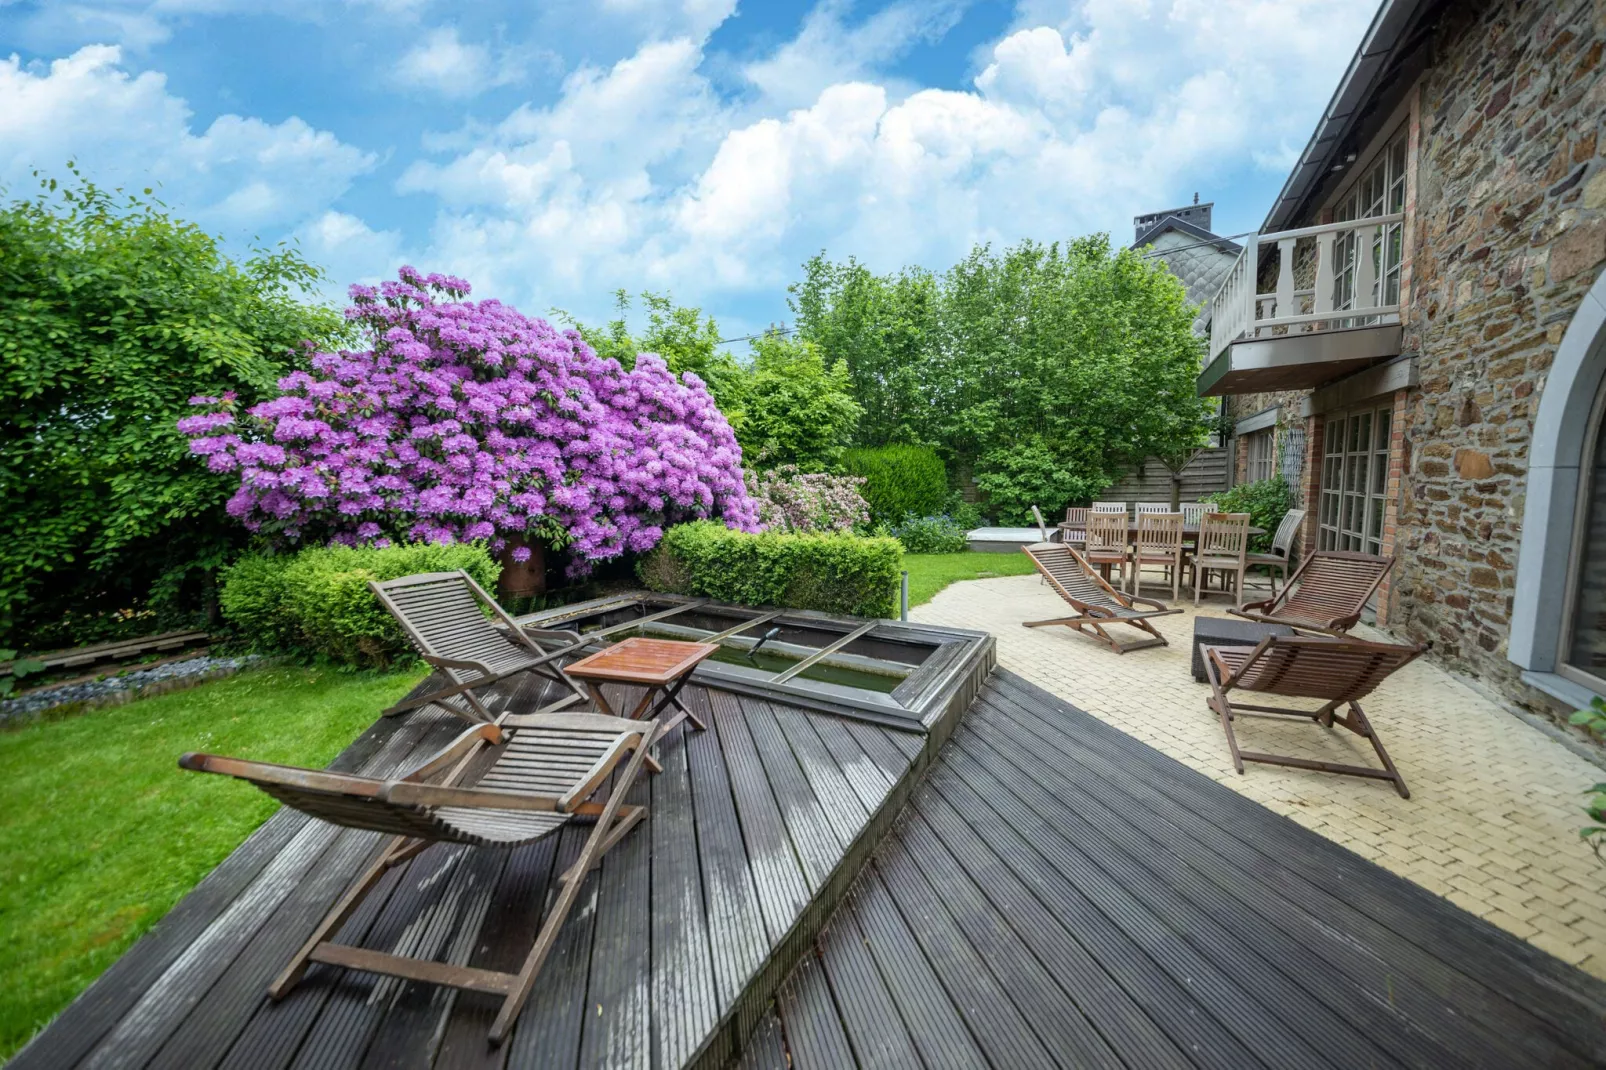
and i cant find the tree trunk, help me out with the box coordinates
[497,536,546,600]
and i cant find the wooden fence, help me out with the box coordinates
[1101,447,1230,504]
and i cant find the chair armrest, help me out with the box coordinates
[1127,593,1169,611]
[502,710,651,737]
[400,723,504,783]
[381,781,561,812]
[424,654,494,676]
[1237,597,1275,614]
[179,753,382,796]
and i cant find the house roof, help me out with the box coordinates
[1131,213,1242,255]
[1262,0,1442,232]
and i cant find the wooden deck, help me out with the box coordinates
[10,662,974,1070]
[750,671,1606,1069]
[17,660,1606,1069]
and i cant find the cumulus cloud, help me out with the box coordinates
[0,45,374,233]
[392,26,546,99]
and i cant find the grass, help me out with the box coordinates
[902,551,1037,607]
[0,663,426,1061]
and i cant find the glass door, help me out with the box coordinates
[1319,404,1391,555]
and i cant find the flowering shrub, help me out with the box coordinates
[744,466,870,533]
[179,268,759,572]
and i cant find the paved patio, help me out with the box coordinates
[913,572,1606,979]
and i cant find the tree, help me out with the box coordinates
[734,332,863,473]
[790,235,1211,522]
[0,172,345,644]
[559,290,748,414]
[180,268,758,569]
[789,254,936,446]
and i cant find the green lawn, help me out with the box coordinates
[0,663,426,1060]
[902,551,1036,607]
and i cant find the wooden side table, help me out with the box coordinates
[563,638,718,770]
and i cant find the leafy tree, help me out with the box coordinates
[559,290,748,413]
[735,332,862,472]
[790,254,936,446]
[0,172,345,645]
[792,235,1211,522]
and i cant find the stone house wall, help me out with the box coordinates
[1391,0,1606,708]
[1218,0,1606,724]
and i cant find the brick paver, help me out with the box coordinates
[913,573,1606,978]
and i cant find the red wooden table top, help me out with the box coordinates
[564,636,718,686]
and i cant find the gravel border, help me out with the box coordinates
[1,654,264,726]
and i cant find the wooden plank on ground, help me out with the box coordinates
[815,909,921,1069]
[740,698,844,890]
[775,952,854,1070]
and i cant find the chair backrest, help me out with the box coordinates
[1197,512,1251,561]
[1134,502,1172,516]
[371,571,530,668]
[1225,635,1422,703]
[1063,507,1089,526]
[1061,506,1088,544]
[1030,505,1050,542]
[1269,508,1307,557]
[1271,551,1394,629]
[1022,545,1127,611]
[1085,512,1130,554]
[1135,512,1185,555]
[1180,502,1207,525]
[1092,501,1128,514]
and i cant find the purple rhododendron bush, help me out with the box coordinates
[179,267,759,572]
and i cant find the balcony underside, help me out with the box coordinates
[1199,323,1402,397]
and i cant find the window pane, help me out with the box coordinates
[1375,408,1392,450]
[1566,412,1606,680]
[1372,454,1388,495]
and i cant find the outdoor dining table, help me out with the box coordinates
[1055,520,1267,584]
[563,636,718,771]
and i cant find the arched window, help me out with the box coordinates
[1561,385,1606,693]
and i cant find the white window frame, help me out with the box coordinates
[1333,126,1408,322]
[1318,404,1391,556]
[1246,428,1275,484]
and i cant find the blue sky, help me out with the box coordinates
[0,0,1376,343]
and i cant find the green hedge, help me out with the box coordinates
[220,542,501,667]
[843,445,948,525]
[1204,476,1293,553]
[638,521,901,618]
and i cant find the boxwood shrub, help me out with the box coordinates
[219,542,500,666]
[843,445,948,525]
[638,521,901,618]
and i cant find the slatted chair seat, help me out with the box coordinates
[1232,550,1393,634]
[1021,543,1181,654]
[180,709,654,1045]
[371,570,589,729]
[1202,634,1421,797]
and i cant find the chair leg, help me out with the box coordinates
[489,736,655,1044]
[1203,657,1246,774]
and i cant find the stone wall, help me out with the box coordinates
[1391,0,1606,712]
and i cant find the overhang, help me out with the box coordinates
[1197,323,1402,397]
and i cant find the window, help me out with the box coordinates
[1561,386,1606,694]
[1318,405,1391,555]
[1333,127,1407,320]
[1246,429,1275,483]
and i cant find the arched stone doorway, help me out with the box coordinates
[1510,270,1606,704]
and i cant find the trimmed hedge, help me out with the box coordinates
[220,542,500,667]
[638,521,901,618]
[843,445,948,525]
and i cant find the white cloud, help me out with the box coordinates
[392,26,544,99]
[0,45,375,233]
[384,0,1372,324]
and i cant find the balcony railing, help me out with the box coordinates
[1208,213,1404,363]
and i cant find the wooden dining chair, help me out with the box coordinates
[1130,512,1186,599]
[1189,512,1251,605]
[1091,500,1128,515]
[1083,512,1131,588]
[1180,502,1208,526]
[1134,502,1172,517]
[1061,507,1089,546]
[1245,508,1307,597]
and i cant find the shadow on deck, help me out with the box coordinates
[15,663,1606,1069]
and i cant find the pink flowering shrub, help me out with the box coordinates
[179,268,759,571]
[743,466,870,533]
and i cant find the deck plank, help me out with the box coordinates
[775,952,855,1070]
[815,907,922,1069]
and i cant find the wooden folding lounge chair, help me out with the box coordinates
[1201,634,1421,797]
[1021,543,1181,654]
[372,570,589,728]
[1231,550,1393,634]
[180,708,655,1045]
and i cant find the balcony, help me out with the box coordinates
[1198,213,1404,397]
